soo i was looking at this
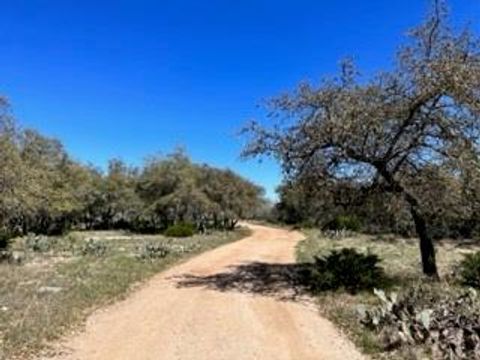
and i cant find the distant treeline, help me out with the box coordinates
[273,171,480,240]
[0,99,265,242]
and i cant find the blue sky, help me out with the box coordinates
[0,1,478,199]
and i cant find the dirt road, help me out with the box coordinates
[45,224,365,360]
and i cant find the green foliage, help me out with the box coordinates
[359,286,480,358]
[243,1,480,277]
[0,230,11,250]
[0,105,265,238]
[459,251,480,288]
[164,223,195,238]
[299,220,316,229]
[81,239,107,257]
[327,215,362,232]
[304,248,384,294]
[25,234,52,252]
[138,243,170,260]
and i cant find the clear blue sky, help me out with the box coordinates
[1,1,478,199]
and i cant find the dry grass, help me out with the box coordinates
[296,230,480,359]
[0,228,250,359]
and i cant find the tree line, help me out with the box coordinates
[0,101,265,244]
[274,168,480,240]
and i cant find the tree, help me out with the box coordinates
[136,150,208,230]
[0,98,24,242]
[242,1,480,277]
[97,159,141,229]
[0,100,266,238]
[19,129,73,234]
[137,150,265,231]
[200,166,265,229]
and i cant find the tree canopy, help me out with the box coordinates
[0,101,265,242]
[243,1,480,277]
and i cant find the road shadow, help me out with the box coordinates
[174,261,312,301]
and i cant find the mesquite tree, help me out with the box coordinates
[242,2,480,277]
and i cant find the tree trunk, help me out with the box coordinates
[408,203,439,278]
[377,168,439,278]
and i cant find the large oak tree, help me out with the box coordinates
[242,1,480,277]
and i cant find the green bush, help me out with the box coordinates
[138,243,170,261]
[327,215,362,232]
[0,230,11,250]
[304,248,384,294]
[81,239,107,257]
[459,251,480,288]
[299,220,316,229]
[164,223,195,238]
[25,234,52,252]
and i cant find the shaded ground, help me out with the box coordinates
[175,261,309,301]
[41,224,365,360]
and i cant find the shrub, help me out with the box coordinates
[164,223,195,238]
[138,243,170,260]
[304,248,384,294]
[299,220,316,229]
[459,251,480,288]
[168,243,200,254]
[0,230,11,250]
[321,229,353,240]
[326,215,362,232]
[25,234,52,252]
[0,249,11,262]
[81,239,107,257]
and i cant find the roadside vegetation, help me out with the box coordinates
[296,231,480,359]
[243,0,480,279]
[244,1,480,358]
[0,105,265,245]
[0,74,264,358]
[0,103,263,358]
[0,227,250,359]
[1,0,479,358]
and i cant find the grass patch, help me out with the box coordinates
[0,227,250,359]
[296,230,480,359]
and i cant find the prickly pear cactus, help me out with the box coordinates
[358,286,480,359]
